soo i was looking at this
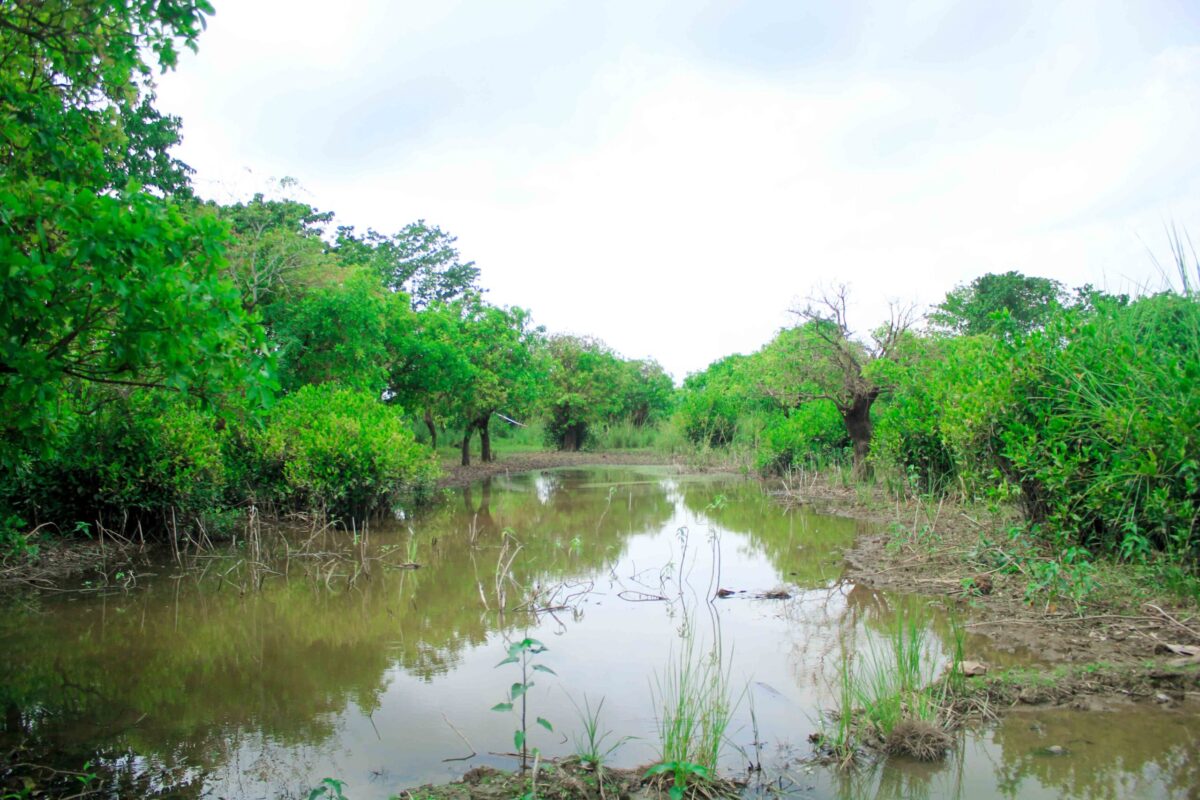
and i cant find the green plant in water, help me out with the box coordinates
[649,635,737,794]
[493,637,556,773]
[853,613,939,737]
[643,761,711,800]
[74,761,98,790]
[815,652,858,767]
[570,694,633,775]
[818,610,966,767]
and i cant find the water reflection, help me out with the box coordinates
[0,467,1195,799]
[818,705,1200,800]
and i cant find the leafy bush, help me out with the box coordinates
[997,294,1200,557]
[257,385,437,518]
[675,388,740,447]
[927,294,1200,558]
[23,392,228,536]
[872,337,959,495]
[754,405,848,474]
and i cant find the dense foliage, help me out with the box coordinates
[678,272,1200,570]
[541,335,674,450]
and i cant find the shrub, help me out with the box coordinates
[257,385,437,518]
[872,337,959,495]
[675,389,740,447]
[755,405,849,474]
[25,392,228,537]
[929,293,1200,558]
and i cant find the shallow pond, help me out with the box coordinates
[1,467,1196,799]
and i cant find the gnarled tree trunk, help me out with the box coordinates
[560,422,586,452]
[841,391,879,479]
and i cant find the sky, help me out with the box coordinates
[154,0,1200,380]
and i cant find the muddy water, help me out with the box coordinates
[1,467,1196,799]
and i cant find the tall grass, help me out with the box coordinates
[853,615,940,736]
[651,636,737,774]
[591,419,672,451]
[820,613,963,764]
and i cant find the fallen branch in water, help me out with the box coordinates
[441,713,477,762]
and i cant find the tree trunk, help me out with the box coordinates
[842,393,877,479]
[562,424,583,452]
[461,429,471,466]
[424,408,438,450]
[478,416,493,462]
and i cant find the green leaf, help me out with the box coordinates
[511,682,531,699]
[514,730,526,751]
[531,664,557,675]
[491,702,513,712]
[536,716,553,732]
[643,763,673,778]
[495,656,519,667]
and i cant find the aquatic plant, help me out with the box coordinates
[570,694,633,776]
[818,612,963,766]
[649,635,737,792]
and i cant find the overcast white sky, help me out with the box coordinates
[155,0,1200,380]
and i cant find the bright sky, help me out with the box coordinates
[155,0,1200,380]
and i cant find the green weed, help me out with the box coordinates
[570,694,633,775]
[649,636,737,786]
[492,637,556,773]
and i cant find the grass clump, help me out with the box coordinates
[569,694,632,777]
[817,613,962,766]
[647,637,739,798]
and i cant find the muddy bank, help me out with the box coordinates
[399,762,737,800]
[778,477,1200,671]
[436,450,680,489]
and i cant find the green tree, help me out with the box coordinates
[0,0,207,192]
[268,269,414,395]
[215,193,333,310]
[616,358,676,427]
[450,298,542,465]
[762,288,915,477]
[541,335,625,450]
[386,303,474,450]
[335,220,481,310]
[0,0,271,467]
[929,270,1065,338]
[675,354,756,447]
